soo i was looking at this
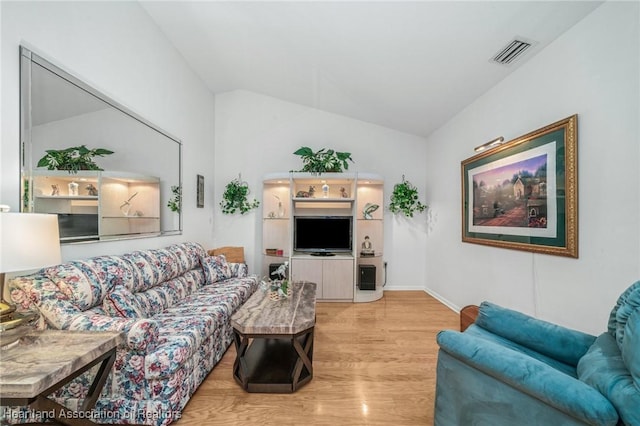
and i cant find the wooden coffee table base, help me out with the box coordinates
[232,327,314,393]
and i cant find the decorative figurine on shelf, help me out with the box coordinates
[119,192,138,217]
[322,182,330,198]
[274,195,286,218]
[361,235,375,257]
[340,187,349,198]
[51,184,60,196]
[363,203,379,220]
[296,185,316,198]
[68,181,79,196]
[86,184,98,196]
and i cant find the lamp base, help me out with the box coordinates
[0,310,39,347]
[1,299,17,318]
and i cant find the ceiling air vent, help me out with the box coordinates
[491,38,533,65]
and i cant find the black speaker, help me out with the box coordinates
[358,265,376,290]
[269,263,285,280]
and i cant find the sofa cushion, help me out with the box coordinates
[464,324,578,378]
[577,332,640,426]
[103,285,146,318]
[475,301,595,366]
[44,255,133,310]
[202,255,231,284]
[166,242,207,271]
[621,309,640,389]
[608,280,640,347]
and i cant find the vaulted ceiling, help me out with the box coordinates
[141,1,602,138]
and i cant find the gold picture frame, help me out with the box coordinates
[461,115,578,258]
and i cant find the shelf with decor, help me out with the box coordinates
[262,172,384,303]
[28,170,160,242]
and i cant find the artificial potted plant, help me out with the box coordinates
[293,146,354,174]
[262,261,290,300]
[37,145,114,174]
[220,175,260,215]
[388,175,427,218]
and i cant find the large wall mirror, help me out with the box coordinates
[20,46,182,243]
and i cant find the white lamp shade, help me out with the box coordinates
[0,213,61,273]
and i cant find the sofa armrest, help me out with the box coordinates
[68,313,158,353]
[475,301,596,365]
[437,330,619,425]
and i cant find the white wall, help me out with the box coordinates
[214,90,429,288]
[424,1,640,334]
[0,1,216,260]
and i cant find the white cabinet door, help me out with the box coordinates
[323,259,354,300]
[291,258,324,299]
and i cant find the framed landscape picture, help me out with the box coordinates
[461,115,578,258]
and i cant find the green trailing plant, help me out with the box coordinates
[167,185,182,213]
[37,145,114,174]
[389,175,427,218]
[293,146,354,174]
[220,175,260,215]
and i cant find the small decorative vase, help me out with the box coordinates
[277,201,285,218]
[68,181,79,196]
[322,183,329,198]
[120,203,131,217]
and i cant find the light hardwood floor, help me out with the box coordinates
[176,291,459,425]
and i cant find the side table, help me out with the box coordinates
[0,329,123,426]
[460,305,480,332]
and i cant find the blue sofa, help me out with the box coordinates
[435,281,640,426]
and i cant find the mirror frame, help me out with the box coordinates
[19,46,183,242]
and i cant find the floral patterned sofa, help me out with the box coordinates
[8,242,258,425]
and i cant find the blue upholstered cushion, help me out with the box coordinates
[621,309,640,390]
[608,280,640,347]
[475,301,596,366]
[577,332,640,426]
[465,324,578,378]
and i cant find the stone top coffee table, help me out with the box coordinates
[230,281,317,393]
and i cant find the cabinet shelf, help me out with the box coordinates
[36,195,98,200]
[30,171,160,242]
[102,216,160,219]
[292,197,354,202]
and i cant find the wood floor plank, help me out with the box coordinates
[176,291,458,425]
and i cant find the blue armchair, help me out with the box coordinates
[435,281,640,426]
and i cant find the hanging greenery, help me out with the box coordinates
[220,175,260,215]
[293,146,354,174]
[388,175,427,218]
[167,185,182,213]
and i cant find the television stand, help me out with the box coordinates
[310,252,336,257]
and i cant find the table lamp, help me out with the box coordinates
[0,212,61,334]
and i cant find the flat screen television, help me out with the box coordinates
[294,216,353,255]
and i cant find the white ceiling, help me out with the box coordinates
[141,1,602,138]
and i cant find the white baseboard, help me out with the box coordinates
[383,284,425,291]
[423,288,461,314]
[383,286,461,314]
